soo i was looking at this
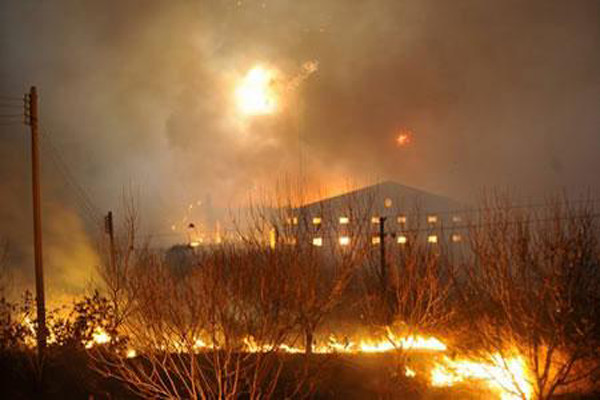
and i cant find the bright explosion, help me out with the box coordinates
[235,66,279,116]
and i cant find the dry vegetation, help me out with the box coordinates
[454,195,600,400]
[1,193,600,400]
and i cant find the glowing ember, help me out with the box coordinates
[431,353,533,400]
[396,129,413,147]
[235,66,278,116]
[85,327,111,349]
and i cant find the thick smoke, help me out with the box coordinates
[1,0,599,296]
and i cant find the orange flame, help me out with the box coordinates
[431,353,533,400]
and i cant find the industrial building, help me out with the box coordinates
[284,180,466,249]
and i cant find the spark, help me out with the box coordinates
[396,129,413,147]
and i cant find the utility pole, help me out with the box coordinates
[379,216,396,323]
[25,86,47,359]
[104,211,116,272]
[378,217,387,292]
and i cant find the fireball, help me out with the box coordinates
[235,66,279,116]
[396,129,413,147]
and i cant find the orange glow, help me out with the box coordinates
[235,66,278,116]
[396,129,413,147]
[85,327,111,349]
[239,332,447,355]
[24,313,532,400]
[432,353,533,400]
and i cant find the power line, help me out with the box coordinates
[38,130,103,226]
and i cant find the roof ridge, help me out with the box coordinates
[299,180,459,209]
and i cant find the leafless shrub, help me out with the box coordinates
[236,183,373,354]
[455,194,600,400]
[95,193,143,337]
[362,205,456,337]
[93,242,316,399]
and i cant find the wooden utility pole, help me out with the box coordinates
[26,86,47,359]
[378,216,387,290]
[379,216,395,323]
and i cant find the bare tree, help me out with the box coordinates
[364,234,455,341]
[95,193,142,338]
[455,195,600,400]
[92,227,315,399]
[237,185,373,354]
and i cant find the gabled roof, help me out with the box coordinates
[297,180,463,215]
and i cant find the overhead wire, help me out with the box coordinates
[39,130,104,227]
[0,91,104,228]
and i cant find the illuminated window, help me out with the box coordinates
[339,216,350,224]
[372,236,381,245]
[285,237,297,245]
[397,215,407,224]
[384,198,393,208]
[452,215,462,223]
[339,236,350,246]
[190,241,201,248]
[427,215,438,224]
[312,237,323,247]
[287,217,298,225]
[451,233,462,243]
[312,217,322,225]
[427,235,438,244]
[371,217,380,224]
[397,235,407,244]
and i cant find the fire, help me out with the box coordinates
[19,310,533,400]
[85,327,111,349]
[396,129,413,147]
[431,353,533,400]
[323,333,446,354]
[235,66,279,116]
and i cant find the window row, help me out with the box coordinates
[288,214,463,225]
[309,233,462,247]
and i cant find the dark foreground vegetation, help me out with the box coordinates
[1,193,600,399]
